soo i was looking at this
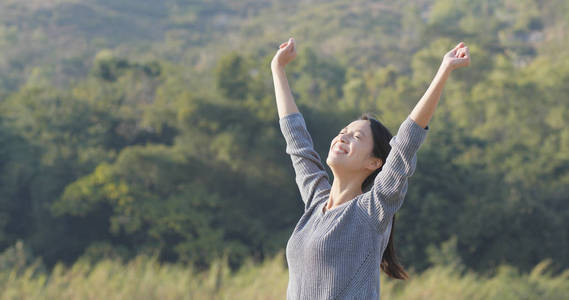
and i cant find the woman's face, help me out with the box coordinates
[326,120,381,173]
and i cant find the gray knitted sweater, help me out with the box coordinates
[279,112,429,299]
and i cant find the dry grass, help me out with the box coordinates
[0,251,567,300]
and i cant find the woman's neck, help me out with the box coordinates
[325,172,366,212]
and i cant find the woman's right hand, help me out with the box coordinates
[271,37,297,70]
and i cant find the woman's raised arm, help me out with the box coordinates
[271,37,299,119]
[409,42,471,128]
[272,37,332,211]
[357,42,470,233]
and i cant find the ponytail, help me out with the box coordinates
[380,214,408,279]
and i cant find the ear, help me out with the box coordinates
[366,157,383,172]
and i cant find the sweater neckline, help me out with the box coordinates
[320,198,353,216]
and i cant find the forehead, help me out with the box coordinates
[343,120,370,132]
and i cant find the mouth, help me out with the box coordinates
[332,143,348,154]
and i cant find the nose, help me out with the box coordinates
[338,134,348,144]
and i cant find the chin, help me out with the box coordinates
[326,156,346,168]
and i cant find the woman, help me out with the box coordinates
[271,37,470,299]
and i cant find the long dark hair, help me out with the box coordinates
[359,112,409,280]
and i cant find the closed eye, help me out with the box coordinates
[339,131,361,140]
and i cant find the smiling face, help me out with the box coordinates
[326,120,382,174]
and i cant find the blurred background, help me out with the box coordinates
[0,0,568,298]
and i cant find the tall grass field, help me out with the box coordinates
[1,250,567,300]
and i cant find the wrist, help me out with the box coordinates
[439,63,453,76]
[271,62,284,71]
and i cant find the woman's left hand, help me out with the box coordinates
[442,42,470,72]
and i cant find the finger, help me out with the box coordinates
[451,45,461,54]
[279,38,292,49]
[452,49,460,58]
[459,54,470,63]
[288,43,295,53]
[283,38,292,50]
[452,43,464,55]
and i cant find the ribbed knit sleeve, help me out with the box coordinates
[357,115,429,233]
[279,112,332,211]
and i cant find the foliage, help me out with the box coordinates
[0,0,568,279]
